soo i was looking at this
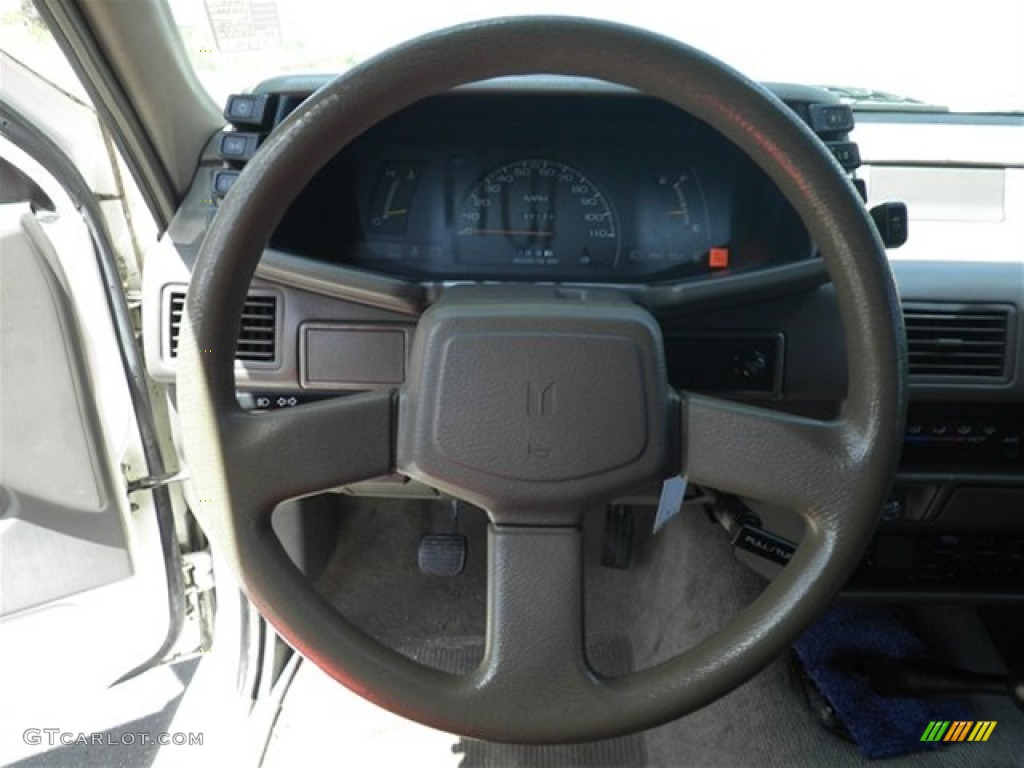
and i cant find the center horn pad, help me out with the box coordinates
[397,291,676,524]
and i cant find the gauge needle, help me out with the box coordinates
[381,179,399,216]
[464,229,554,237]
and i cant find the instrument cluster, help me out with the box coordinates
[270,93,814,284]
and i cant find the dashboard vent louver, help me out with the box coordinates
[168,291,278,363]
[903,307,1009,379]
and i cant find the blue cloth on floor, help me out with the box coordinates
[793,603,973,760]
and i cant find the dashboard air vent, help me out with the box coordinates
[903,307,1009,379]
[168,291,278,363]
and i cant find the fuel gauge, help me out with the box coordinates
[656,169,710,247]
[628,166,712,275]
[368,161,425,235]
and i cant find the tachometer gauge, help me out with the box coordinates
[455,159,620,270]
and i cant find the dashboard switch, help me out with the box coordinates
[212,170,240,198]
[666,334,782,395]
[825,141,862,171]
[224,93,274,129]
[731,348,770,385]
[881,499,906,523]
[808,104,855,134]
[870,202,909,248]
[218,132,261,162]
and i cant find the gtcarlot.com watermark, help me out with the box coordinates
[23,728,203,747]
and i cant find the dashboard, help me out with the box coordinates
[148,77,1024,601]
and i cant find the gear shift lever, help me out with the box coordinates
[864,658,1024,713]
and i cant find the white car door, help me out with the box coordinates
[0,51,190,701]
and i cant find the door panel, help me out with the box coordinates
[1,209,132,614]
[0,145,176,692]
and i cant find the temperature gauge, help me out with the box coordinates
[368,161,425,235]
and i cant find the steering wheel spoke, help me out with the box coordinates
[682,392,853,518]
[473,525,599,710]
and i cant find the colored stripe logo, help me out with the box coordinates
[920,721,997,743]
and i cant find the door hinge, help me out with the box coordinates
[165,550,216,661]
[183,550,215,596]
[124,467,189,494]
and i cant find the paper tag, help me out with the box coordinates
[653,476,688,534]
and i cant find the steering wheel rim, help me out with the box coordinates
[178,16,907,743]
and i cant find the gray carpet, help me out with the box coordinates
[262,497,1024,768]
[262,634,644,768]
[394,635,646,767]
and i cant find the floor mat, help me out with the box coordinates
[792,603,973,760]
[290,503,1024,767]
[264,634,646,768]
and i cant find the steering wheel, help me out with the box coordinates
[178,17,906,744]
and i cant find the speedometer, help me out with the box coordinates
[455,159,620,270]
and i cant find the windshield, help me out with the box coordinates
[166,0,1023,113]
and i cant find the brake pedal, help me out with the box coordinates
[418,534,467,576]
[418,499,467,576]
